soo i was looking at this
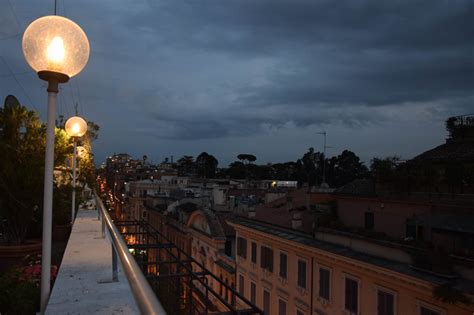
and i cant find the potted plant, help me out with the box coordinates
[0,254,58,314]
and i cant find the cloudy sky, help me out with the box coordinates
[1,0,473,166]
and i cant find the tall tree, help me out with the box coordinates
[177,155,195,176]
[196,152,218,178]
[0,96,46,243]
[330,150,369,187]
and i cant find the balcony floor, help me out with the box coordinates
[46,207,139,314]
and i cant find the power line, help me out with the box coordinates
[0,70,31,78]
[0,33,20,41]
[6,0,22,29]
[0,56,37,111]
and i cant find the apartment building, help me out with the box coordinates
[229,217,474,315]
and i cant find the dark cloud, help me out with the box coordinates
[0,0,472,164]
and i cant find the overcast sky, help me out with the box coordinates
[1,0,473,166]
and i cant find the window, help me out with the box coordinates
[237,237,247,259]
[219,274,223,296]
[319,267,330,300]
[420,306,442,315]
[345,277,358,314]
[297,260,307,289]
[260,246,273,272]
[263,290,270,315]
[279,253,288,279]
[365,211,374,230]
[225,278,229,302]
[239,274,245,296]
[231,282,235,305]
[377,290,394,315]
[251,242,257,263]
[278,299,287,315]
[250,282,256,304]
[225,239,232,257]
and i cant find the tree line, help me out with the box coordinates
[174,148,378,188]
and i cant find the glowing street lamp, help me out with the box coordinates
[65,116,87,223]
[22,15,89,313]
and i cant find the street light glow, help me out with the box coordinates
[65,116,88,137]
[22,15,90,78]
[47,36,65,70]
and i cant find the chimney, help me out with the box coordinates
[291,210,302,230]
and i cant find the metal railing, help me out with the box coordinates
[95,192,166,315]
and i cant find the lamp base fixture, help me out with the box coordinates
[38,71,70,93]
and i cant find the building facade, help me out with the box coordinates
[229,217,474,315]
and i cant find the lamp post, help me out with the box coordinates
[22,15,89,313]
[65,116,88,223]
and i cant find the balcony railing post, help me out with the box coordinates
[94,191,166,314]
[101,213,105,238]
[112,244,118,282]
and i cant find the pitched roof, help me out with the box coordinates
[335,179,375,196]
[412,139,474,163]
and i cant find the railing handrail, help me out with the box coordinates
[94,192,166,315]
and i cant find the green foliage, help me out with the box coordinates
[176,155,195,176]
[0,97,45,244]
[196,152,218,178]
[370,156,400,182]
[237,154,257,163]
[0,95,99,243]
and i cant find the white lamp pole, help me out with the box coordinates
[65,116,88,223]
[72,138,77,221]
[22,15,89,313]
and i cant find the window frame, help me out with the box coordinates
[375,285,397,315]
[237,237,247,259]
[250,281,257,305]
[251,241,257,264]
[260,245,274,272]
[278,298,287,315]
[297,258,308,289]
[279,251,288,279]
[416,300,446,315]
[365,211,375,230]
[343,274,360,315]
[238,274,245,296]
[318,265,332,302]
[263,289,271,315]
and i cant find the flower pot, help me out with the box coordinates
[0,240,42,272]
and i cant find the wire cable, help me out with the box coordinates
[0,56,37,111]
